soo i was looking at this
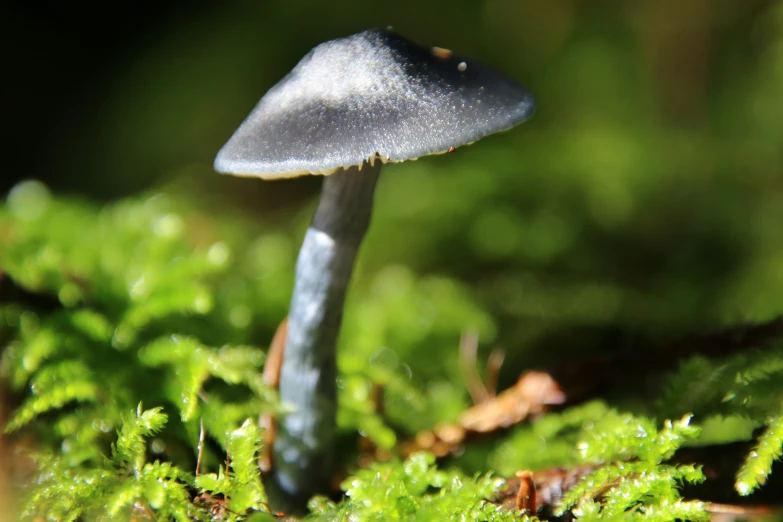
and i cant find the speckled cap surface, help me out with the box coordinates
[214,28,535,179]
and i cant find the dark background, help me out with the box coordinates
[5,1,774,194]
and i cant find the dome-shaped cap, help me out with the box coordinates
[215,29,535,179]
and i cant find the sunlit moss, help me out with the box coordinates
[308,452,525,522]
[2,182,783,520]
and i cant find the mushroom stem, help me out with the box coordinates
[272,160,382,503]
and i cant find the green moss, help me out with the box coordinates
[21,406,266,521]
[307,452,526,522]
[2,183,783,520]
[556,414,708,521]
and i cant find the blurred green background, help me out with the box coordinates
[4,0,783,381]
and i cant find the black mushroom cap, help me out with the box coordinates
[214,28,535,179]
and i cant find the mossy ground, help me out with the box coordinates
[1,182,782,521]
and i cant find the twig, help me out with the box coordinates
[196,419,205,476]
[459,330,489,404]
[259,317,288,473]
[705,502,773,517]
[485,348,505,399]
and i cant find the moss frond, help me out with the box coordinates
[576,413,700,464]
[735,407,783,495]
[660,344,783,420]
[112,404,168,473]
[488,401,612,475]
[21,406,203,521]
[6,361,100,432]
[20,406,269,521]
[552,414,707,521]
[226,418,266,512]
[193,418,267,518]
[139,335,274,422]
[659,343,783,497]
[308,452,528,522]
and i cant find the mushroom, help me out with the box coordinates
[214,28,535,503]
